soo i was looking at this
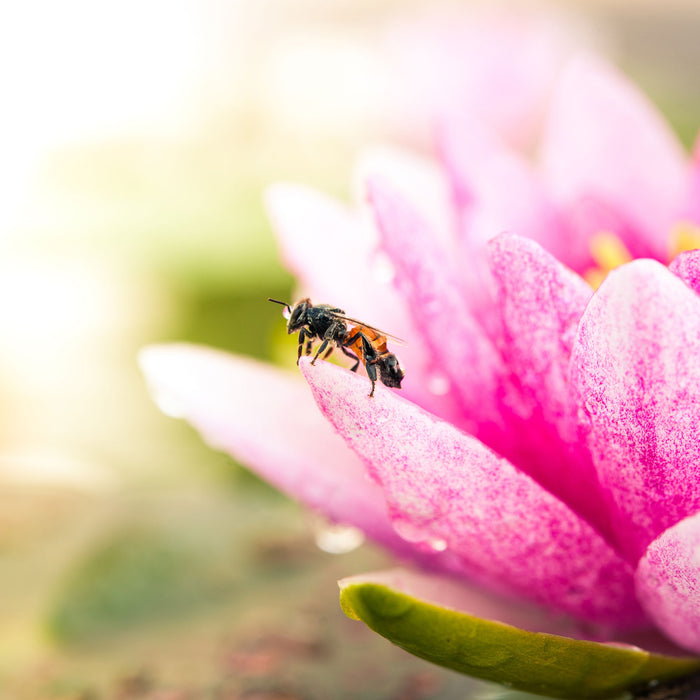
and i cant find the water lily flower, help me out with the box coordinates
[141,51,700,696]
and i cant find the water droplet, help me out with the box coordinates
[427,536,448,552]
[427,372,450,396]
[392,519,447,552]
[309,515,365,554]
[392,518,427,543]
[152,389,186,418]
[371,252,396,285]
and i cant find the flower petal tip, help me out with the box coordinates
[299,355,402,406]
[138,342,199,418]
[635,514,700,654]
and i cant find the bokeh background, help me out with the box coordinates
[1,1,699,697]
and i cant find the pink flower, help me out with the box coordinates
[140,51,700,667]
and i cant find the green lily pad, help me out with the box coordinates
[339,574,700,699]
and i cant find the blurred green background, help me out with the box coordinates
[0,1,699,698]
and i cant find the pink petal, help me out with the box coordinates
[354,145,456,249]
[439,116,587,272]
[264,183,463,423]
[571,260,700,563]
[669,249,700,294]
[487,234,613,540]
[635,512,700,653]
[437,112,507,212]
[264,183,374,306]
[488,234,591,435]
[367,177,510,448]
[300,357,645,629]
[540,54,688,260]
[138,344,405,551]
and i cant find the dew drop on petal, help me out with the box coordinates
[427,371,450,396]
[427,536,448,552]
[392,517,425,543]
[392,517,448,553]
[309,514,365,554]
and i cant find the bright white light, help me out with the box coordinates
[261,32,383,136]
[0,0,245,235]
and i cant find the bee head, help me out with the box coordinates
[379,354,404,389]
[286,298,311,333]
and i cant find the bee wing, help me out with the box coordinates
[329,312,407,345]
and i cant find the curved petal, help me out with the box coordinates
[437,112,507,213]
[669,249,700,294]
[265,183,372,303]
[540,54,688,260]
[488,234,592,436]
[300,357,645,629]
[367,176,511,449]
[353,144,456,249]
[487,234,613,541]
[264,183,463,422]
[439,116,586,272]
[138,344,405,552]
[635,512,700,653]
[571,260,700,563]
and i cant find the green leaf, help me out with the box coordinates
[339,576,700,699]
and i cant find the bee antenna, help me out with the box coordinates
[267,297,291,311]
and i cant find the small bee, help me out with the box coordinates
[268,297,405,397]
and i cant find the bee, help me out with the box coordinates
[268,297,405,397]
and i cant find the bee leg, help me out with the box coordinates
[365,360,378,397]
[312,322,345,365]
[297,329,308,365]
[322,345,334,360]
[311,338,330,365]
[358,333,379,397]
[341,331,362,371]
[340,345,360,371]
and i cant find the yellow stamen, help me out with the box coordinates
[584,232,633,288]
[669,221,700,259]
[589,232,633,270]
[583,268,608,290]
